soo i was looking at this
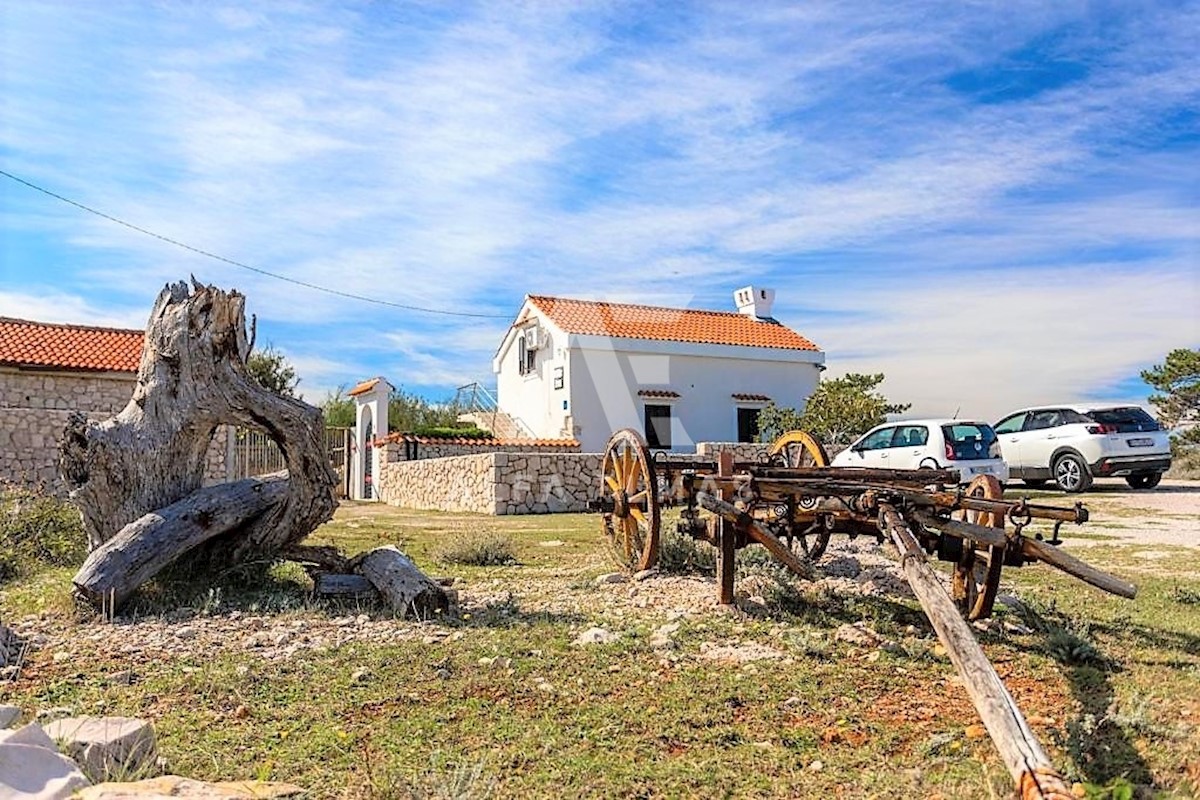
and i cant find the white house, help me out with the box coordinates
[492,287,825,452]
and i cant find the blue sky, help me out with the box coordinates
[1,1,1197,420]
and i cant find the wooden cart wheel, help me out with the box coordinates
[768,430,831,469]
[768,430,832,559]
[599,428,661,572]
[952,474,1006,620]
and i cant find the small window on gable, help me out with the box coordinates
[517,335,528,376]
[524,335,536,374]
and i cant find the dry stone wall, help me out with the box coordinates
[1,368,230,496]
[377,452,601,515]
[374,441,775,516]
[695,442,773,462]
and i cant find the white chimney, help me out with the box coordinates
[734,286,775,319]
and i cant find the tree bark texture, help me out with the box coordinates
[59,280,337,572]
[354,546,451,617]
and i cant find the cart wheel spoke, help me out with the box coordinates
[952,474,1006,620]
[598,429,661,573]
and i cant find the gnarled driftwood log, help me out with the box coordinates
[61,280,338,608]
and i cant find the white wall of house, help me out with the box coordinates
[564,338,823,452]
[494,319,573,440]
[495,303,824,452]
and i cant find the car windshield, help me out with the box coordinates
[1086,407,1161,433]
[941,423,998,460]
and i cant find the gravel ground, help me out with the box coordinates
[1043,479,1200,548]
[3,482,1192,668]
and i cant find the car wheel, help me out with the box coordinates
[918,458,940,470]
[1023,479,1048,488]
[1053,453,1092,493]
[1125,472,1163,490]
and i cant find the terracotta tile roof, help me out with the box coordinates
[637,389,681,399]
[348,377,382,397]
[376,432,579,448]
[0,317,143,373]
[732,393,772,402]
[526,295,820,351]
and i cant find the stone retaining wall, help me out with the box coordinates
[373,441,771,516]
[377,452,601,515]
[695,442,773,462]
[1,368,230,496]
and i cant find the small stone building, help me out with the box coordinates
[0,317,143,493]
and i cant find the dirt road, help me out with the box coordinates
[1030,479,1199,548]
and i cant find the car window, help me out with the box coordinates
[1085,407,1161,432]
[858,427,895,451]
[941,423,998,460]
[993,413,1026,435]
[890,425,928,447]
[1024,410,1066,431]
[1060,409,1092,424]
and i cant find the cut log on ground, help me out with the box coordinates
[73,474,289,609]
[354,546,452,618]
[313,574,378,598]
[59,279,338,610]
[879,502,1073,800]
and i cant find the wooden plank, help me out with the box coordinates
[697,492,813,579]
[912,510,1010,549]
[716,450,736,605]
[73,474,290,610]
[878,503,1072,799]
[1021,537,1137,599]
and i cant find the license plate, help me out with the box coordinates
[1127,437,1154,447]
[972,466,993,474]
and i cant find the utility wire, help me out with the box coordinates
[0,168,511,319]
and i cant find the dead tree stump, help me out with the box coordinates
[61,280,338,608]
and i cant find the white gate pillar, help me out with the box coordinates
[349,377,393,501]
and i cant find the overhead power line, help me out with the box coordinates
[0,168,510,319]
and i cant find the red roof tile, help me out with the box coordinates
[348,377,383,397]
[527,296,820,351]
[638,389,681,398]
[732,393,772,402]
[0,317,143,373]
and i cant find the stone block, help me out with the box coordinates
[76,775,304,798]
[0,704,19,728]
[42,717,157,783]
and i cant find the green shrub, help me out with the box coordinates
[410,426,492,440]
[434,531,517,566]
[656,529,716,576]
[0,486,87,582]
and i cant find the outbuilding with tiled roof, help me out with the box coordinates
[0,317,146,491]
[492,286,825,452]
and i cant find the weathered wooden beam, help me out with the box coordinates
[313,573,377,598]
[73,475,289,610]
[696,492,814,580]
[1020,537,1137,599]
[912,510,1010,549]
[878,502,1072,799]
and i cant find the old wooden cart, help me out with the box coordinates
[590,427,1138,799]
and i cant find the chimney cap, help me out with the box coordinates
[734,286,776,319]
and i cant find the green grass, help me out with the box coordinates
[2,502,1199,798]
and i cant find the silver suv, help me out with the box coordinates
[993,404,1172,492]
